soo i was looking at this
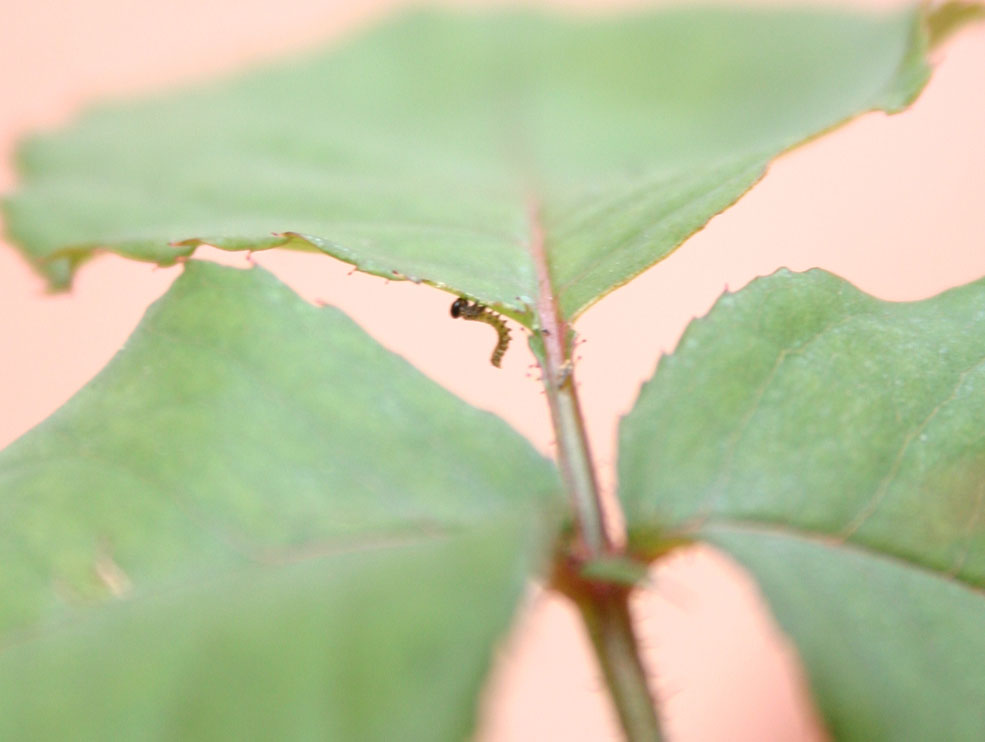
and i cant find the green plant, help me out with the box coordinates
[1,3,983,740]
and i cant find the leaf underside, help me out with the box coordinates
[709,526,985,742]
[4,4,935,322]
[619,269,985,740]
[0,261,561,739]
[0,526,537,741]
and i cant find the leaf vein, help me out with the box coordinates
[840,354,985,539]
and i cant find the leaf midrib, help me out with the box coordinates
[0,525,466,657]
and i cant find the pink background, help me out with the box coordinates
[1,1,982,739]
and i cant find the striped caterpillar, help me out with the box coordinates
[450,297,511,368]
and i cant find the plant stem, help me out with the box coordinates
[577,589,663,742]
[527,199,612,557]
[527,198,663,741]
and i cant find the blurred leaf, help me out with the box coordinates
[579,555,650,587]
[708,527,985,742]
[4,5,949,321]
[0,525,541,741]
[0,261,560,738]
[619,270,985,739]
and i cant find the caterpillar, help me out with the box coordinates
[450,297,511,368]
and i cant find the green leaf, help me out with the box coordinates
[619,270,985,740]
[579,555,650,587]
[0,261,560,739]
[0,525,539,741]
[4,5,944,321]
[707,526,985,742]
